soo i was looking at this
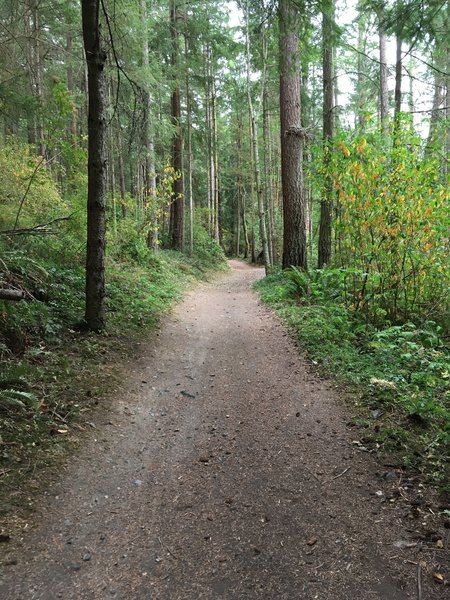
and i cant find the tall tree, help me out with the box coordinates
[81,0,107,331]
[261,24,276,264]
[279,0,307,269]
[184,19,194,256]
[378,13,389,132]
[394,34,402,126]
[318,0,334,268]
[24,0,44,154]
[140,0,156,203]
[170,0,184,250]
[244,2,270,272]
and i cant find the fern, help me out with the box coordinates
[0,388,38,411]
[285,266,312,297]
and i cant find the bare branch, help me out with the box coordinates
[1,216,71,237]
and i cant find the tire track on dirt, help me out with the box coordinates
[0,261,446,599]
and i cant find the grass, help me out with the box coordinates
[255,269,450,492]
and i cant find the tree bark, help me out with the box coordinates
[393,34,402,141]
[140,0,156,205]
[444,26,450,178]
[262,74,275,264]
[82,0,107,332]
[333,46,339,130]
[235,188,241,256]
[0,289,26,301]
[184,23,194,256]
[245,3,270,273]
[356,13,368,132]
[203,44,214,236]
[117,126,127,218]
[66,30,78,139]
[318,0,334,268]
[170,0,184,251]
[211,76,220,242]
[379,24,389,133]
[236,112,249,259]
[24,0,44,155]
[279,0,307,270]
[426,73,444,150]
[408,57,414,113]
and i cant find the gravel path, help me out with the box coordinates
[0,260,447,599]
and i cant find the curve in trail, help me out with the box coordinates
[0,261,439,599]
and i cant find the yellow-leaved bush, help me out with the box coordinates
[325,132,449,326]
[0,141,66,230]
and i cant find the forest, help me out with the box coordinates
[0,0,449,522]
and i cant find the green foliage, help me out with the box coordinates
[110,219,152,264]
[311,125,450,329]
[0,389,38,411]
[193,217,227,267]
[256,269,450,489]
[0,141,67,229]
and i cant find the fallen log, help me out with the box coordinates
[0,289,26,301]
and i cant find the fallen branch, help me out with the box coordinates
[158,536,179,560]
[0,215,71,236]
[324,466,351,484]
[417,562,422,600]
[0,288,26,301]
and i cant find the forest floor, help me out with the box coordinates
[0,260,448,599]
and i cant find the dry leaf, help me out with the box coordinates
[432,572,444,583]
[306,537,317,546]
[436,539,444,549]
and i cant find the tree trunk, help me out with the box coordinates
[444,33,450,177]
[204,44,213,235]
[318,0,334,268]
[237,113,249,259]
[379,24,389,133]
[245,3,270,273]
[393,34,402,141]
[279,0,307,270]
[117,127,127,218]
[262,82,275,265]
[262,22,274,265]
[333,46,339,130]
[66,30,78,139]
[426,72,444,152]
[140,0,156,206]
[408,57,414,113]
[235,188,241,256]
[24,0,44,155]
[356,14,368,132]
[211,77,220,242]
[82,0,108,332]
[170,0,184,251]
[184,25,194,256]
[108,113,117,236]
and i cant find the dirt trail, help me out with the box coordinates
[0,261,447,599]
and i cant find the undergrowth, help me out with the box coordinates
[0,226,227,516]
[255,268,450,491]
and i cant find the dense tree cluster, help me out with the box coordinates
[0,0,448,329]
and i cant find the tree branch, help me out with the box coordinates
[1,215,71,236]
